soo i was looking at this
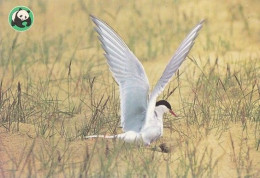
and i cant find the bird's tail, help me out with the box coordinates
[85,135,116,139]
[85,132,142,144]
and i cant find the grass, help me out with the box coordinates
[0,0,260,177]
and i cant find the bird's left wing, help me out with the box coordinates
[145,20,204,123]
[91,15,150,132]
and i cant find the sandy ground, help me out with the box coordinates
[0,121,259,177]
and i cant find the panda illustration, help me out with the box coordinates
[11,8,31,28]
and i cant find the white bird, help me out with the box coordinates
[85,15,204,146]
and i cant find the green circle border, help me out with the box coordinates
[8,6,34,32]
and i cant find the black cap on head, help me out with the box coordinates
[156,100,172,110]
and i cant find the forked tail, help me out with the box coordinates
[84,131,143,144]
[85,135,116,139]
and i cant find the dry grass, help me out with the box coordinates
[0,0,260,177]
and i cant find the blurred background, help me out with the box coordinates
[1,0,259,87]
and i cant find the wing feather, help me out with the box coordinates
[145,20,204,125]
[91,15,149,132]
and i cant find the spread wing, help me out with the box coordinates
[145,20,204,122]
[91,15,149,132]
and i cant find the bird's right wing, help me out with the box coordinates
[145,20,204,123]
[91,15,150,132]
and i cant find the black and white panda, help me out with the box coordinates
[11,8,31,28]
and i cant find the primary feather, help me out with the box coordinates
[90,15,150,132]
[144,20,204,127]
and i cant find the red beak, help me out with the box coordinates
[170,110,177,117]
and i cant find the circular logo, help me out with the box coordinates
[8,6,34,32]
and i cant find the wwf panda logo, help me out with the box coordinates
[11,8,31,28]
[8,6,34,32]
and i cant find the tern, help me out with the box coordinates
[85,15,204,145]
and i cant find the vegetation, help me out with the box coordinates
[0,0,259,177]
